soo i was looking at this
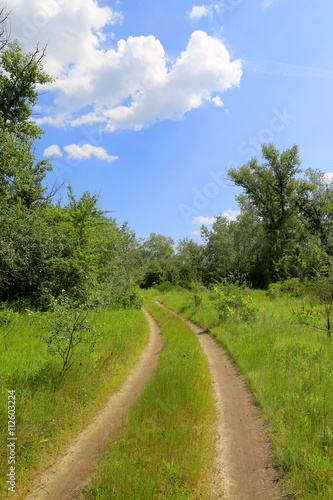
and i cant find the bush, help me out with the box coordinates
[268,278,307,299]
[189,282,206,307]
[38,292,103,377]
[240,295,260,322]
[155,282,183,293]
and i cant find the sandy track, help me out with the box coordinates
[25,308,161,500]
[154,301,284,500]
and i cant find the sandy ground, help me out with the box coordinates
[24,308,161,500]
[154,301,285,500]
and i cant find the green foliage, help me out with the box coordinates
[293,305,322,328]
[38,293,103,377]
[240,295,260,321]
[268,278,307,299]
[0,41,54,207]
[1,302,19,350]
[0,34,142,312]
[155,281,183,293]
[214,287,235,320]
[190,281,206,307]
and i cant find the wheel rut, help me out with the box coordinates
[153,301,285,500]
[25,308,161,500]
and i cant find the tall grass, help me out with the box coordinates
[0,308,149,499]
[87,301,216,499]
[151,288,333,499]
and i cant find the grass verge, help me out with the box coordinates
[0,308,149,499]
[147,288,333,500]
[86,301,216,499]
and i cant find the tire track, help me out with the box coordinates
[25,308,161,500]
[153,301,284,500]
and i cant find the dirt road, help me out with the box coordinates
[154,301,284,500]
[25,309,161,500]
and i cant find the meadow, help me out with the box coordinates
[143,286,333,499]
[0,308,149,499]
[86,301,216,499]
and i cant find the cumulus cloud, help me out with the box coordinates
[63,144,118,163]
[10,2,242,132]
[190,231,201,236]
[51,30,240,131]
[44,144,63,157]
[189,5,213,21]
[10,0,123,75]
[192,216,217,225]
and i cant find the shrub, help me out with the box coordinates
[38,292,103,377]
[190,282,206,308]
[240,295,260,321]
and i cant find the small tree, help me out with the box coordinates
[1,302,19,351]
[293,276,333,338]
[39,293,102,377]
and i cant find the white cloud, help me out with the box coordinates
[222,210,240,221]
[10,0,123,75]
[43,144,63,158]
[189,5,213,21]
[190,231,201,236]
[211,95,224,107]
[10,2,242,132]
[192,216,217,225]
[63,144,118,163]
[323,172,333,183]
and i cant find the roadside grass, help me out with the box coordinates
[0,308,149,499]
[86,301,216,500]
[147,287,333,500]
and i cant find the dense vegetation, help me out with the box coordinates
[1,8,333,309]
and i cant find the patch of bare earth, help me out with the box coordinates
[154,301,285,500]
[24,309,161,500]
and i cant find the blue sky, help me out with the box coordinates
[10,0,333,241]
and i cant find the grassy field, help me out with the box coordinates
[86,301,216,499]
[0,308,149,499]
[144,287,333,500]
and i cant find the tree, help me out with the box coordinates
[140,233,178,287]
[0,40,54,207]
[228,144,302,282]
[296,169,333,256]
[175,238,204,287]
[39,293,102,377]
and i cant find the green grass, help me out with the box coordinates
[147,287,333,499]
[0,308,149,499]
[86,301,216,499]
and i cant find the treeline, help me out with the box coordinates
[0,19,143,310]
[140,145,333,290]
[1,14,333,312]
